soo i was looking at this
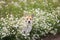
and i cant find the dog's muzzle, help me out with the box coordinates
[28,21,30,23]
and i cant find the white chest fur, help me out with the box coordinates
[21,22,32,36]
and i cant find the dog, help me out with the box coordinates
[22,15,33,36]
[20,14,34,37]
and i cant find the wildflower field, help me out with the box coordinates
[0,0,60,40]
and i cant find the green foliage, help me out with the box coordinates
[0,0,60,40]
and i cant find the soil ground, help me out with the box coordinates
[42,33,60,40]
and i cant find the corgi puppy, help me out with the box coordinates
[21,14,34,36]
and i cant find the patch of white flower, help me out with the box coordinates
[0,7,60,39]
[19,0,27,3]
[32,34,40,40]
[11,1,20,7]
[32,8,59,36]
[0,14,21,38]
[31,1,36,4]
[0,1,5,3]
[53,0,58,3]
[0,5,2,9]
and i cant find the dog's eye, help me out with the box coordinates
[30,18,32,20]
[27,18,28,20]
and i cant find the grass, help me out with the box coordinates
[0,0,60,40]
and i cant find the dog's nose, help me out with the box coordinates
[28,21,30,23]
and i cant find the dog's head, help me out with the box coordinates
[24,15,34,24]
[24,15,33,24]
[23,11,34,24]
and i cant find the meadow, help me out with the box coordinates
[0,0,60,40]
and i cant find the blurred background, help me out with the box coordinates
[0,0,60,40]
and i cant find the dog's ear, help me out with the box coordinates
[31,14,35,18]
